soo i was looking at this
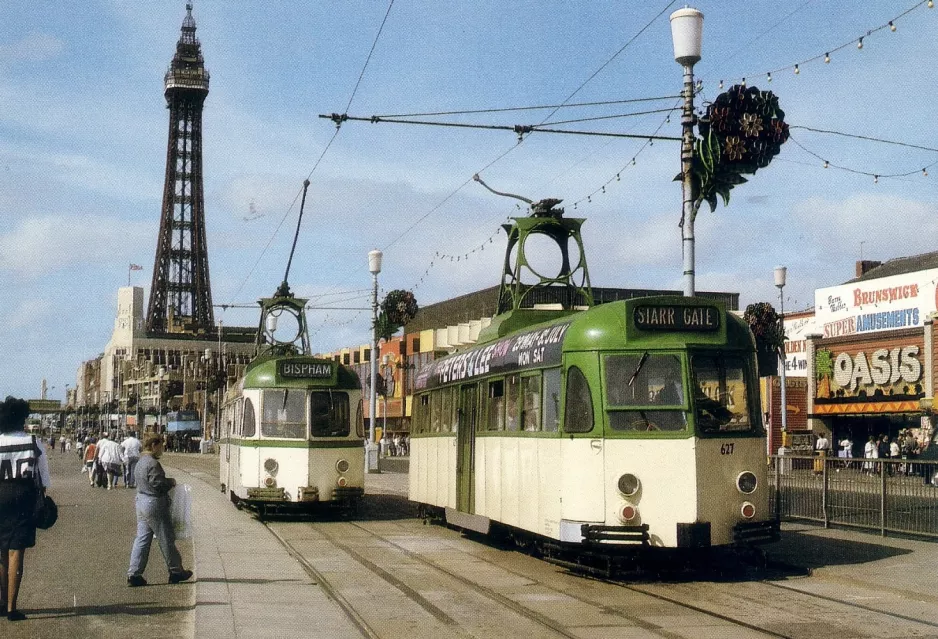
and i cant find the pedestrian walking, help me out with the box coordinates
[65,438,72,454]
[838,435,853,470]
[814,432,831,475]
[95,432,124,490]
[127,433,192,587]
[878,436,892,476]
[0,396,52,622]
[864,435,880,474]
[83,438,98,485]
[121,432,143,488]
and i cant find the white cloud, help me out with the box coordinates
[0,214,152,279]
[0,33,64,64]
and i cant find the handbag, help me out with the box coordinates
[34,493,58,529]
[30,436,58,529]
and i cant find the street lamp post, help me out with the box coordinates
[775,266,788,434]
[367,249,383,473]
[381,354,391,452]
[670,7,704,297]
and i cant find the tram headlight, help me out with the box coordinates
[336,459,350,473]
[617,473,641,497]
[618,502,639,523]
[337,476,348,488]
[264,458,279,476]
[736,471,757,494]
[264,476,277,488]
[740,502,756,519]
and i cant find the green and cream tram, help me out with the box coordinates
[219,291,365,516]
[409,296,778,556]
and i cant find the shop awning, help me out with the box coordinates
[812,399,922,415]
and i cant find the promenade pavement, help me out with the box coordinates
[6,450,937,638]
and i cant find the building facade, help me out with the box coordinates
[805,255,938,453]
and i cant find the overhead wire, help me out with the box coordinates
[310,0,680,342]
[375,95,681,118]
[223,0,396,315]
[372,0,680,255]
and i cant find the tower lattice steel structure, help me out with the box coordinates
[146,3,214,335]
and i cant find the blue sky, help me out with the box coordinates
[2,0,937,401]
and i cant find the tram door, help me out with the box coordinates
[456,384,478,513]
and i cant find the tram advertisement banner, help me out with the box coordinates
[814,268,938,340]
[813,334,926,415]
[414,321,572,391]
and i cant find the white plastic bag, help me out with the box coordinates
[170,484,193,540]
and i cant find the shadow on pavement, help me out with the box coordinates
[250,493,417,523]
[21,602,195,620]
[197,577,307,585]
[766,525,913,570]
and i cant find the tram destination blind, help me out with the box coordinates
[633,304,720,332]
[278,360,334,379]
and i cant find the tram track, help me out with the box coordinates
[339,518,938,639]
[173,462,936,638]
[336,519,762,639]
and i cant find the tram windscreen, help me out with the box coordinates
[604,354,688,432]
[309,391,350,437]
[691,354,755,434]
[261,389,307,438]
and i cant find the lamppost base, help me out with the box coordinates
[365,442,381,473]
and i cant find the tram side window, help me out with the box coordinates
[521,374,541,431]
[414,394,430,434]
[440,387,457,433]
[506,374,521,431]
[563,366,594,433]
[356,399,365,438]
[261,389,306,438]
[430,390,443,433]
[309,391,350,437]
[242,398,254,437]
[486,380,505,431]
[542,368,561,432]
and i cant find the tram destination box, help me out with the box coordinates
[277,358,336,382]
[631,299,722,332]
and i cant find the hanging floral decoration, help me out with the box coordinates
[743,301,785,377]
[690,85,790,213]
[376,290,419,340]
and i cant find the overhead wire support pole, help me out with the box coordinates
[320,113,682,142]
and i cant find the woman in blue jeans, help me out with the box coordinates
[126,433,192,586]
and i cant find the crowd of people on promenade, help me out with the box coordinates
[0,397,194,624]
[816,429,938,484]
[380,433,409,457]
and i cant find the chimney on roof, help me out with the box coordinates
[856,260,882,278]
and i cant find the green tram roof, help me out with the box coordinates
[242,355,361,390]
[413,296,755,392]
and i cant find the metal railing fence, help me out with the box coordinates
[769,454,938,538]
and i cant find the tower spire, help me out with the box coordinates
[146,2,214,335]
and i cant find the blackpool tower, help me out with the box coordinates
[146,3,214,335]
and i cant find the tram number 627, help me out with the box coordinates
[720,443,735,455]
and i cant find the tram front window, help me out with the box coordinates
[604,354,688,432]
[261,389,307,438]
[691,354,755,434]
[309,391,351,437]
